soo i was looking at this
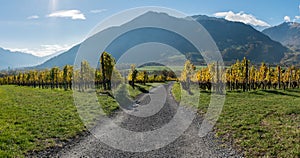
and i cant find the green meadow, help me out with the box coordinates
[0,83,299,157]
[172,83,300,157]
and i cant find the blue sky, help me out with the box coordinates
[0,0,299,56]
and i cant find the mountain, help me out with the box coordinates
[35,12,290,69]
[33,44,80,69]
[262,22,300,51]
[0,47,52,70]
[280,52,300,66]
[193,15,288,64]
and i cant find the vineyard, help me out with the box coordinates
[189,57,300,91]
[0,52,299,157]
[0,52,300,92]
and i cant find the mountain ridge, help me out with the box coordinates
[193,15,288,63]
[0,47,55,70]
[262,22,300,51]
[23,12,293,69]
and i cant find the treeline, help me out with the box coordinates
[0,52,122,91]
[0,51,173,91]
[225,58,300,91]
[0,65,73,90]
[1,53,300,92]
[181,57,300,91]
[127,64,176,89]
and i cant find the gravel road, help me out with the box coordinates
[33,83,242,158]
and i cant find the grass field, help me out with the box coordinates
[172,83,300,157]
[0,86,84,157]
[0,85,122,157]
[1,83,299,157]
[0,83,161,157]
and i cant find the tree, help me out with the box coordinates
[180,60,195,91]
[38,71,46,89]
[80,60,94,90]
[276,66,281,89]
[242,57,249,91]
[95,69,102,88]
[50,67,59,89]
[100,52,115,90]
[63,65,73,90]
[249,65,256,90]
[136,71,148,85]
[111,68,123,89]
[258,62,268,89]
[142,71,148,85]
[128,64,138,89]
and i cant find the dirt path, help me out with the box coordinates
[36,83,242,158]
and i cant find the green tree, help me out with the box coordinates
[63,65,73,90]
[100,52,115,90]
[128,64,138,89]
[50,67,60,89]
[80,60,94,91]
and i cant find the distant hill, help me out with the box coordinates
[262,22,300,51]
[35,12,290,69]
[0,47,52,70]
[33,44,80,69]
[280,52,300,66]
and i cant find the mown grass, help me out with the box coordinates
[0,85,122,157]
[0,82,160,157]
[171,82,181,102]
[172,82,300,157]
[0,85,84,157]
[3,82,298,157]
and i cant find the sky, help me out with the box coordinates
[0,0,300,57]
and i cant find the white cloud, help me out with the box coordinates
[295,16,300,20]
[5,44,72,57]
[27,15,39,19]
[90,9,107,14]
[284,16,291,22]
[47,10,86,20]
[214,11,270,27]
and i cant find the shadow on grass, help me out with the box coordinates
[227,89,300,97]
[261,90,300,97]
[135,84,149,93]
[285,89,300,93]
[114,85,134,110]
[199,90,212,94]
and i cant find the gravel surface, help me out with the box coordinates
[31,83,243,158]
